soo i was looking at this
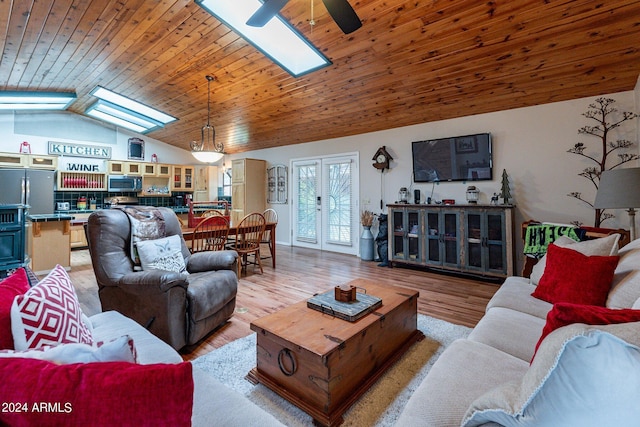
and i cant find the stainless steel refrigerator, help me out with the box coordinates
[0,168,55,215]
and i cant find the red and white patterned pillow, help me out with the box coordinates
[11,264,93,350]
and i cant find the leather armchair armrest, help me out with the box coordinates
[116,270,189,295]
[187,250,238,273]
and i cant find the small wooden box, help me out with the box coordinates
[248,280,422,426]
[334,284,356,302]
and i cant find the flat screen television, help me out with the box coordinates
[412,133,492,182]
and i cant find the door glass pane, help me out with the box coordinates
[326,162,352,245]
[443,212,458,264]
[487,214,503,241]
[296,164,317,242]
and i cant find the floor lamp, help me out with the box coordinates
[594,168,640,242]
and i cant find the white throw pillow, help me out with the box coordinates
[136,235,187,273]
[462,323,640,427]
[0,335,137,364]
[529,233,620,285]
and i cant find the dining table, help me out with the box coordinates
[181,221,277,268]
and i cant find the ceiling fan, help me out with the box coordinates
[247,0,362,34]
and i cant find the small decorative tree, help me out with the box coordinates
[567,97,639,227]
[500,169,512,204]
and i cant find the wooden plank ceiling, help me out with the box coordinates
[1,0,639,155]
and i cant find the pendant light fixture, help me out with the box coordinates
[190,75,224,163]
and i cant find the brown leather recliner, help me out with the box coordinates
[86,207,238,350]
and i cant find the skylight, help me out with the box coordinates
[85,87,177,134]
[195,0,331,77]
[0,91,76,110]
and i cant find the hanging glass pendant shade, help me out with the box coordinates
[191,75,224,163]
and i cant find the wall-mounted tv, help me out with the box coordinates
[412,133,492,182]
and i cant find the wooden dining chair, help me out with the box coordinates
[231,212,266,277]
[260,208,278,261]
[190,216,230,253]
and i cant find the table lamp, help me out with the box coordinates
[594,167,640,241]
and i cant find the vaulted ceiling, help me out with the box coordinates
[2,0,639,155]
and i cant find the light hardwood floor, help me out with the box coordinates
[67,246,501,361]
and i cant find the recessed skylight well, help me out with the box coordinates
[86,86,177,134]
[196,0,331,77]
[0,91,76,110]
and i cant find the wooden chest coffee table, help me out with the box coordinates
[247,279,423,426]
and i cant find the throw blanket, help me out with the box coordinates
[114,206,166,266]
[523,223,580,257]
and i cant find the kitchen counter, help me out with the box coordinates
[28,213,74,222]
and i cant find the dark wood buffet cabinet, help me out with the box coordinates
[388,204,515,278]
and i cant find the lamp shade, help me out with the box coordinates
[594,168,640,209]
[192,151,224,163]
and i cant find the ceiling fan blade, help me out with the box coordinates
[322,0,362,34]
[246,0,290,27]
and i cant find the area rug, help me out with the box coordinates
[193,314,471,426]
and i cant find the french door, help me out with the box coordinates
[291,154,359,255]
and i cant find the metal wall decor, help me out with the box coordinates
[267,164,288,204]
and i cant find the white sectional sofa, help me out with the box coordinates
[91,310,285,427]
[396,235,640,427]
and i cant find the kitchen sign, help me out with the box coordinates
[58,157,106,173]
[48,141,112,159]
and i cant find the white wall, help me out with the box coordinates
[0,112,195,165]
[227,90,639,269]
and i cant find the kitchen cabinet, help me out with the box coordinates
[171,166,194,191]
[0,152,27,168]
[230,159,266,224]
[27,155,58,170]
[142,163,171,177]
[108,161,141,175]
[69,213,90,249]
[388,204,514,278]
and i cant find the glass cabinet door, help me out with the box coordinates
[442,211,459,266]
[486,212,506,272]
[406,209,421,262]
[425,211,440,263]
[391,209,405,260]
[466,211,483,270]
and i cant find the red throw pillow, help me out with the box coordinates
[532,302,640,362]
[0,269,30,350]
[0,358,193,427]
[532,244,619,306]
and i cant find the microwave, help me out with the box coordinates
[107,175,142,192]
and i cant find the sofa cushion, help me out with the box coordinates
[0,334,136,363]
[462,324,640,427]
[136,235,187,274]
[486,277,552,319]
[90,311,183,364]
[532,302,640,359]
[0,268,30,350]
[607,238,640,308]
[11,265,93,350]
[394,339,529,427]
[532,244,618,306]
[191,366,286,427]
[0,358,193,427]
[530,234,620,285]
[468,307,545,362]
